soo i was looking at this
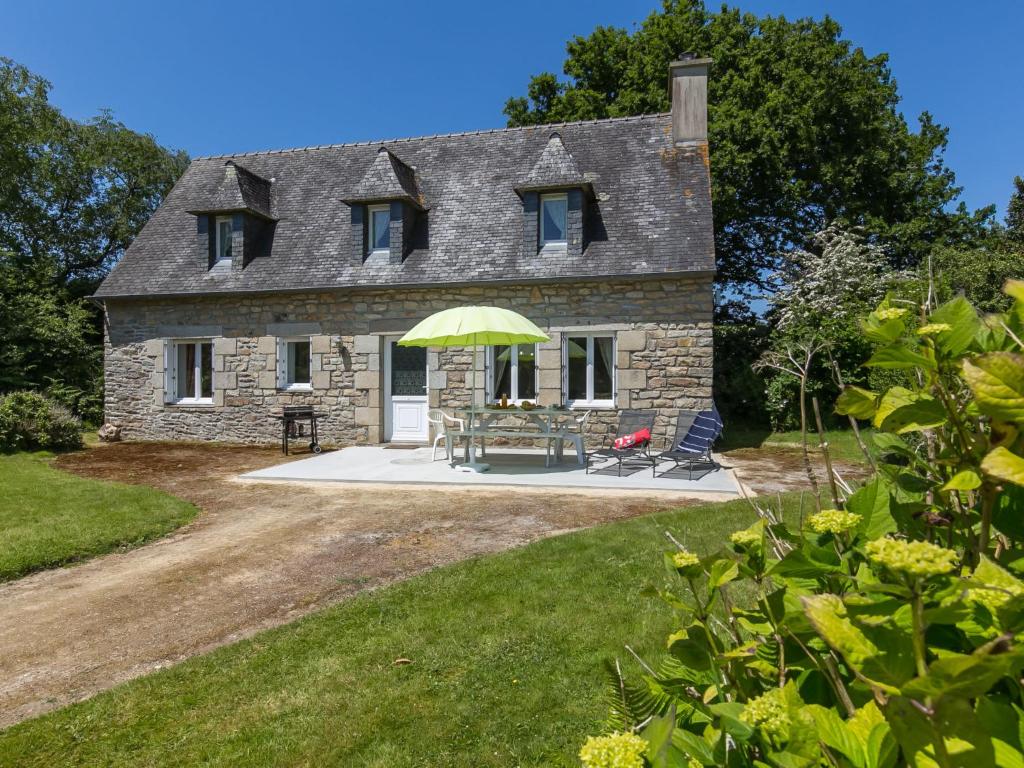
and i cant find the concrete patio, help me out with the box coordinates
[241,446,743,496]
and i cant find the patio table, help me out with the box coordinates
[454,407,580,467]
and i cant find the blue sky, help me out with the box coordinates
[2,0,1020,217]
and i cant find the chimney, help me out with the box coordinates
[668,53,711,144]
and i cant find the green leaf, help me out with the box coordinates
[807,705,866,767]
[962,353,1024,424]
[1007,279,1024,305]
[846,477,897,539]
[645,712,689,768]
[873,387,947,433]
[941,470,982,492]
[993,484,1024,540]
[902,645,1024,700]
[668,625,715,672]
[802,594,915,690]
[836,385,881,419]
[992,740,1024,768]
[671,728,716,766]
[929,296,982,356]
[708,559,739,589]
[862,312,907,344]
[983,447,1024,487]
[708,702,754,741]
[866,345,935,371]
[885,696,995,768]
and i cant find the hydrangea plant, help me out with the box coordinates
[580,282,1024,767]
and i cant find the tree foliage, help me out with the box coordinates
[0,58,186,419]
[505,1,990,295]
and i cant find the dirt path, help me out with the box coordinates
[0,443,704,728]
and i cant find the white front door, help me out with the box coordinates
[384,340,429,442]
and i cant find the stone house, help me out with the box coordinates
[94,57,716,448]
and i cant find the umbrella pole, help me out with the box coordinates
[458,332,490,473]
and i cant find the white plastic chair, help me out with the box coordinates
[556,409,591,465]
[427,409,465,461]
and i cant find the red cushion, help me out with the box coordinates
[613,427,651,450]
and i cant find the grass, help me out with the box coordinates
[0,493,810,767]
[720,424,874,464]
[0,452,198,581]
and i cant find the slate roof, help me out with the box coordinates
[185,161,274,219]
[342,148,424,209]
[95,113,715,299]
[514,132,590,194]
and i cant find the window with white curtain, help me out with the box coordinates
[487,344,538,403]
[540,193,567,247]
[564,334,615,407]
[277,337,312,390]
[168,340,214,404]
[369,204,391,252]
[215,216,233,263]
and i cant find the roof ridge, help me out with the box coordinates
[192,112,670,161]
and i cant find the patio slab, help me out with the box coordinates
[240,446,742,495]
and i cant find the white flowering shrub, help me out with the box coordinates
[580,282,1024,767]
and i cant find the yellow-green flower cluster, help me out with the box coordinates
[967,563,1024,613]
[875,307,908,321]
[730,529,761,548]
[916,322,952,336]
[579,732,648,768]
[672,550,701,569]
[807,509,862,535]
[740,689,791,747]
[865,538,957,579]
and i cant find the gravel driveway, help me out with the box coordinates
[0,443,700,728]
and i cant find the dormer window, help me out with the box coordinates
[540,193,567,248]
[369,204,391,253]
[215,216,233,263]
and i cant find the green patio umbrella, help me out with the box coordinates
[398,306,550,472]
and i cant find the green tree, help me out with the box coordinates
[0,58,187,418]
[1008,176,1024,245]
[505,1,990,295]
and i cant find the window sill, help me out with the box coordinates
[280,384,313,392]
[566,401,616,410]
[166,399,215,408]
[539,243,567,254]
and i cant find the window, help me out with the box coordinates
[170,341,213,404]
[564,335,615,407]
[369,204,391,252]
[540,193,567,247]
[215,216,233,263]
[487,344,538,403]
[278,337,312,390]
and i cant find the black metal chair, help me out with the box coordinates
[586,409,657,476]
[653,406,723,479]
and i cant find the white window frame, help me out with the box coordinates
[165,339,215,405]
[563,333,616,409]
[368,204,391,254]
[540,192,568,247]
[276,337,313,391]
[215,216,233,264]
[486,343,539,404]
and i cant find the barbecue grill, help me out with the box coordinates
[273,405,326,455]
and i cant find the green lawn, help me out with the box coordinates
[0,493,809,767]
[0,452,197,581]
[720,424,874,464]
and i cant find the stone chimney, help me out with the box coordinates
[669,53,712,144]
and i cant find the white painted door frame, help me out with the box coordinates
[383,338,429,443]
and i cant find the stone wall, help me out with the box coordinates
[103,276,713,449]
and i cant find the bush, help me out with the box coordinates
[0,391,83,452]
[581,282,1024,767]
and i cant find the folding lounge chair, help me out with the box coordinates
[585,409,656,476]
[653,407,724,479]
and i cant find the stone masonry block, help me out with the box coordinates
[355,406,380,426]
[214,371,237,389]
[428,370,448,389]
[144,338,164,360]
[312,371,331,390]
[257,371,277,389]
[256,336,277,355]
[311,334,333,354]
[537,348,561,368]
[539,369,561,390]
[214,337,236,355]
[617,330,647,352]
[353,335,378,354]
[618,369,647,390]
[353,371,378,390]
